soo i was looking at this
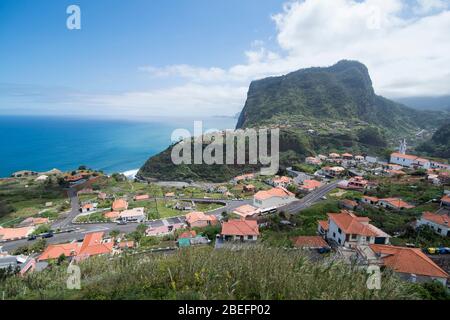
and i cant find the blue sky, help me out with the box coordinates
[1,0,449,119]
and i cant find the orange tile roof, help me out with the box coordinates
[328,211,388,237]
[221,219,259,236]
[234,173,254,181]
[380,198,414,209]
[301,180,322,190]
[254,187,294,201]
[38,242,80,261]
[441,195,450,204]
[362,196,379,202]
[233,204,260,218]
[370,245,448,278]
[272,176,291,184]
[118,241,135,248]
[421,212,449,227]
[292,236,329,248]
[104,211,120,219]
[178,230,197,239]
[0,226,34,240]
[185,211,217,224]
[329,153,340,158]
[134,194,150,201]
[39,232,113,261]
[82,203,94,210]
[77,232,113,258]
[386,169,406,175]
[342,153,353,157]
[112,199,128,211]
[318,220,329,231]
[391,152,419,161]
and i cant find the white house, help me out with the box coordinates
[253,187,296,209]
[220,219,259,242]
[378,198,415,210]
[324,211,390,248]
[80,203,98,214]
[417,212,450,237]
[390,152,431,169]
[269,176,292,188]
[119,207,146,223]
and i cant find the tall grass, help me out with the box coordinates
[0,247,421,300]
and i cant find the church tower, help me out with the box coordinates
[399,139,407,155]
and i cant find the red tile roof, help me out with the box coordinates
[441,195,450,204]
[221,219,259,236]
[421,212,449,227]
[134,194,150,201]
[370,245,448,278]
[318,220,329,231]
[362,196,379,202]
[186,212,217,224]
[38,232,113,261]
[391,153,418,161]
[301,180,322,190]
[379,198,414,209]
[0,226,34,241]
[254,187,294,201]
[38,243,80,261]
[292,236,329,248]
[328,211,389,237]
[179,230,197,239]
[112,199,128,211]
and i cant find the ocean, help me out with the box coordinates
[0,115,237,178]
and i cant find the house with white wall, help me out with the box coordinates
[253,187,296,209]
[324,211,390,248]
[390,152,432,169]
[417,212,449,237]
[359,244,448,286]
[220,219,259,242]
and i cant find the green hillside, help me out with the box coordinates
[0,247,423,300]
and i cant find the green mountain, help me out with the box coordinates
[236,60,441,132]
[138,60,448,182]
[416,121,450,160]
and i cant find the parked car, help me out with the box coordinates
[27,235,37,241]
[41,232,54,239]
[116,220,127,225]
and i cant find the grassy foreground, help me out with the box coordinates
[0,247,425,300]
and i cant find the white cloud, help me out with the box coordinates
[4,0,450,118]
[413,0,449,14]
[137,0,450,101]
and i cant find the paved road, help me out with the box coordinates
[51,188,79,229]
[0,182,336,253]
[282,180,341,214]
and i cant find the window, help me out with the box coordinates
[247,235,254,240]
[338,228,342,234]
[333,232,336,238]
[437,228,442,233]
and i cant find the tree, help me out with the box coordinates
[136,223,147,235]
[57,254,66,265]
[110,229,120,239]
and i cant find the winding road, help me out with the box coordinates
[0,181,340,253]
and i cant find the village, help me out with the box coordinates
[1,142,450,291]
